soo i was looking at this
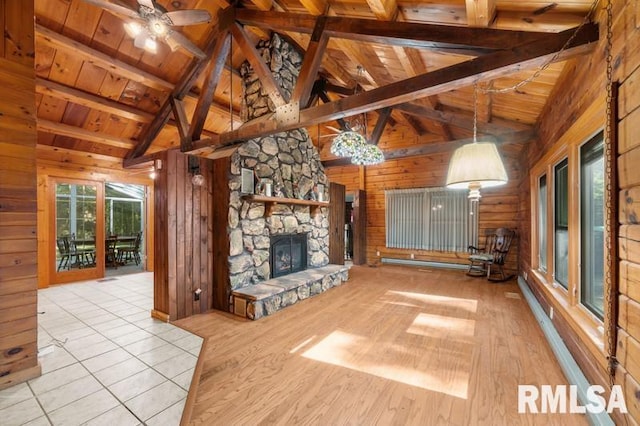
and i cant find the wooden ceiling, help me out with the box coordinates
[33,0,598,166]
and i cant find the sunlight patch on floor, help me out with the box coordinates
[301,330,469,399]
[406,313,476,338]
[383,290,478,314]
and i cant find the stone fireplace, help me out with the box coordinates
[223,32,347,318]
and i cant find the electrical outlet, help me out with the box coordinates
[523,271,528,281]
[376,250,380,257]
[410,253,415,259]
[550,307,554,320]
[194,288,202,301]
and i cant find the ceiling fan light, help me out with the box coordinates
[148,18,168,36]
[144,37,158,54]
[124,21,143,38]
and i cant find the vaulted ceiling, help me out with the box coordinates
[33,0,599,167]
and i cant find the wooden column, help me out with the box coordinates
[212,157,231,311]
[153,151,214,321]
[328,183,346,265]
[0,0,40,389]
[352,190,367,265]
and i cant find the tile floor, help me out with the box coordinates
[0,273,203,426]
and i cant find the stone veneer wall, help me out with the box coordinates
[226,33,330,296]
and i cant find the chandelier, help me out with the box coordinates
[330,130,366,157]
[352,143,385,166]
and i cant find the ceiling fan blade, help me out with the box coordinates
[163,10,211,26]
[136,0,155,10]
[82,0,140,20]
[165,31,206,59]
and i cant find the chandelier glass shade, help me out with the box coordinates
[351,143,385,166]
[330,131,367,157]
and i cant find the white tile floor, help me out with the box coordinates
[0,273,203,426]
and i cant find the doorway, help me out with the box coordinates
[50,178,151,284]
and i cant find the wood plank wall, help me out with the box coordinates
[0,0,41,389]
[153,150,213,320]
[519,2,640,423]
[36,154,155,287]
[325,135,524,275]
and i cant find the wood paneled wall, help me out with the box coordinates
[153,150,213,321]
[0,0,40,389]
[519,2,640,423]
[326,136,524,275]
[211,157,230,312]
[328,183,346,265]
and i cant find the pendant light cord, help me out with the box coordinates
[473,83,478,142]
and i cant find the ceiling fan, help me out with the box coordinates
[83,0,211,59]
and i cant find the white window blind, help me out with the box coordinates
[385,188,478,252]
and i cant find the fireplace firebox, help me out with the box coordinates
[270,234,307,278]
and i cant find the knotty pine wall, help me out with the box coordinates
[324,126,525,276]
[36,150,155,287]
[519,2,640,423]
[153,150,213,321]
[0,0,41,389]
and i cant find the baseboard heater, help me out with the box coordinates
[381,257,467,270]
[517,276,614,425]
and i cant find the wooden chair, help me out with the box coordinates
[118,232,142,265]
[105,236,119,269]
[467,228,515,282]
[56,237,70,271]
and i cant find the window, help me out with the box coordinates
[385,188,478,252]
[538,175,547,272]
[554,159,569,288]
[580,134,604,319]
[532,130,606,327]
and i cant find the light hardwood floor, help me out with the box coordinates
[176,265,587,425]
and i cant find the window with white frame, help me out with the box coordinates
[385,188,478,252]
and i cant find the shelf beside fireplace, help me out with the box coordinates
[241,194,329,217]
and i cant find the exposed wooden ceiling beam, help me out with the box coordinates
[466,0,497,27]
[188,32,232,147]
[36,77,218,140]
[171,98,190,142]
[35,24,240,123]
[36,77,154,123]
[230,22,287,107]
[370,107,392,145]
[36,24,172,92]
[290,16,329,108]
[366,0,399,21]
[234,9,556,51]
[127,7,235,160]
[37,119,135,149]
[394,102,529,135]
[187,22,597,153]
[322,129,534,167]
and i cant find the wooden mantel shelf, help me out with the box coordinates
[242,194,329,216]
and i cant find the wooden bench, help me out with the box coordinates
[231,265,350,320]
